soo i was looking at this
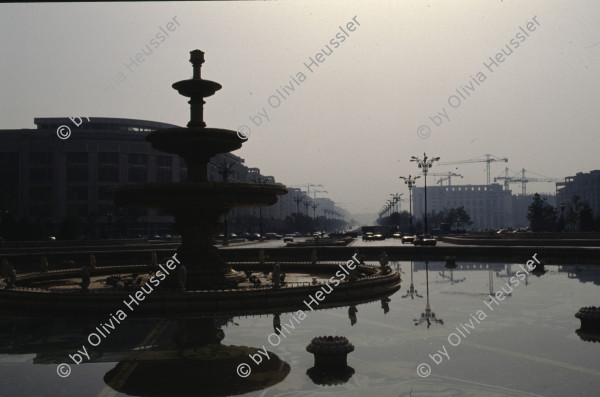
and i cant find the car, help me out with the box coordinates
[401,235,415,244]
[412,235,437,246]
[392,232,402,239]
[373,233,385,240]
[264,232,282,240]
[496,229,508,235]
[362,232,375,241]
[283,234,294,242]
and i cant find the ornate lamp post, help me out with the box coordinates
[106,210,113,239]
[410,153,440,234]
[214,161,237,246]
[560,202,566,232]
[303,200,312,217]
[293,195,304,214]
[310,202,319,219]
[399,175,420,234]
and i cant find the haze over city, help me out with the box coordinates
[1,0,598,217]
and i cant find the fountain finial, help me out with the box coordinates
[190,49,205,79]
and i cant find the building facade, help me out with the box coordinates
[0,117,343,238]
[412,183,513,230]
[556,170,600,215]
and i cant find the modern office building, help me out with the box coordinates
[412,183,513,230]
[556,170,600,215]
[0,117,341,238]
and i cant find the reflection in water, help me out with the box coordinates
[272,313,281,336]
[438,269,466,285]
[2,263,599,395]
[381,297,391,314]
[414,261,444,329]
[348,305,358,326]
[402,261,423,300]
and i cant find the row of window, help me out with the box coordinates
[28,152,174,166]
[29,166,180,183]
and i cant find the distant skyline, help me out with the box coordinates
[1,0,599,215]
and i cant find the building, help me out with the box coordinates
[412,183,512,230]
[0,117,345,238]
[556,170,600,215]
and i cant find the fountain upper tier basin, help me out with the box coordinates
[146,127,243,157]
[172,78,222,98]
[106,182,287,212]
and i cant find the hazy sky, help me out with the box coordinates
[1,0,599,215]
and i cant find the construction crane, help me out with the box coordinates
[438,154,508,185]
[430,172,463,186]
[494,167,518,190]
[504,168,561,196]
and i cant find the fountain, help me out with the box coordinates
[107,50,287,289]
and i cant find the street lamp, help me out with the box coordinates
[560,202,566,232]
[303,200,312,216]
[255,176,268,239]
[293,195,304,214]
[410,153,440,234]
[399,175,420,234]
[213,161,237,246]
[106,210,113,239]
[310,202,319,219]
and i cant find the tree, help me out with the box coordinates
[579,202,595,232]
[565,195,583,231]
[455,206,473,230]
[527,193,557,232]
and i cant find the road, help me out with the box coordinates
[220,237,454,249]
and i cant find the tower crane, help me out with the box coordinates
[437,154,508,185]
[494,167,518,190]
[504,168,561,196]
[430,172,463,186]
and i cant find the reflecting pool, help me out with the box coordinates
[1,261,599,397]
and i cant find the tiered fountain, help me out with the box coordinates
[108,50,287,289]
[0,50,400,317]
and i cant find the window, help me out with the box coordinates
[67,152,89,164]
[128,167,147,182]
[157,156,172,167]
[30,167,53,183]
[29,186,53,201]
[128,154,147,165]
[98,152,119,164]
[30,152,53,165]
[67,167,88,183]
[98,167,119,183]
[67,186,89,201]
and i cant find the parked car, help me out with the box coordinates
[401,235,415,244]
[413,235,437,246]
[264,232,282,240]
[363,232,375,241]
[373,233,385,240]
[392,232,402,239]
[283,234,294,242]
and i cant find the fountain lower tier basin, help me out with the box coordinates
[106,182,287,211]
[0,264,401,317]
